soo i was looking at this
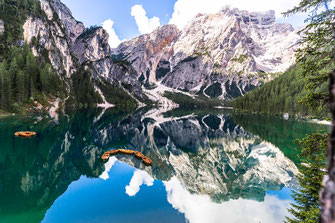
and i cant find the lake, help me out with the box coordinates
[0,108,330,223]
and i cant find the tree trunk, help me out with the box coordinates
[320,71,335,223]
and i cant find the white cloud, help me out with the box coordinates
[125,169,154,196]
[102,19,123,48]
[131,5,160,34]
[99,156,118,180]
[169,0,301,29]
[164,177,292,223]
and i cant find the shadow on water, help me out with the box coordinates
[0,108,328,222]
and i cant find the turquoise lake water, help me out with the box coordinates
[0,108,330,223]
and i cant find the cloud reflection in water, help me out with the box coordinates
[99,157,118,180]
[164,177,292,223]
[126,169,154,196]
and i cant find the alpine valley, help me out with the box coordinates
[0,1,332,223]
[0,0,300,114]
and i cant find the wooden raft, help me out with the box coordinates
[101,149,152,166]
[14,131,37,138]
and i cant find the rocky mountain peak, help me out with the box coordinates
[155,8,300,99]
[234,9,276,26]
[42,0,85,44]
[107,7,301,101]
[21,0,89,79]
[113,24,179,83]
[73,27,111,64]
[20,0,302,106]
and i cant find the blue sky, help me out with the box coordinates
[62,0,307,47]
[62,0,175,40]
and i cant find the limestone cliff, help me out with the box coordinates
[113,8,300,100]
[20,0,300,107]
[20,0,146,105]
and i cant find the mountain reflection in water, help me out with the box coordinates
[0,108,329,223]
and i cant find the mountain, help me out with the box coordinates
[112,8,300,101]
[0,0,300,113]
[0,109,299,222]
[0,0,142,112]
[107,111,298,202]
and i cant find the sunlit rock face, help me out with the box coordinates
[46,0,85,44]
[169,9,298,75]
[23,0,84,78]
[112,25,179,84]
[113,8,300,100]
[21,0,300,104]
[162,8,299,99]
[72,27,115,79]
[73,28,111,65]
[93,110,298,202]
[20,0,146,100]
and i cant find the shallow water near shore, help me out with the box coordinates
[0,108,330,223]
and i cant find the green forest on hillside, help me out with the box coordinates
[0,0,65,113]
[233,66,329,119]
[0,0,114,113]
[0,45,64,112]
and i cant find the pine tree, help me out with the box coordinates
[16,69,25,103]
[286,133,328,223]
[26,51,38,98]
[283,0,334,109]
[2,61,11,109]
[40,63,51,94]
[0,62,5,109]
[15,51,25,69]
[284,1,335,221]
[9,58,18,102]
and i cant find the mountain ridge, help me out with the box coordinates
[0,0,300,113]
[111,7,300,102]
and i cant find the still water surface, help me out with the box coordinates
[0,108,330,223]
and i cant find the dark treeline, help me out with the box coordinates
[70,67,102,108]
[96,78,138,109]
[233,66,329,119]
[0,45,62,112]
[0,0,109,112]
[0,0,64,112]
